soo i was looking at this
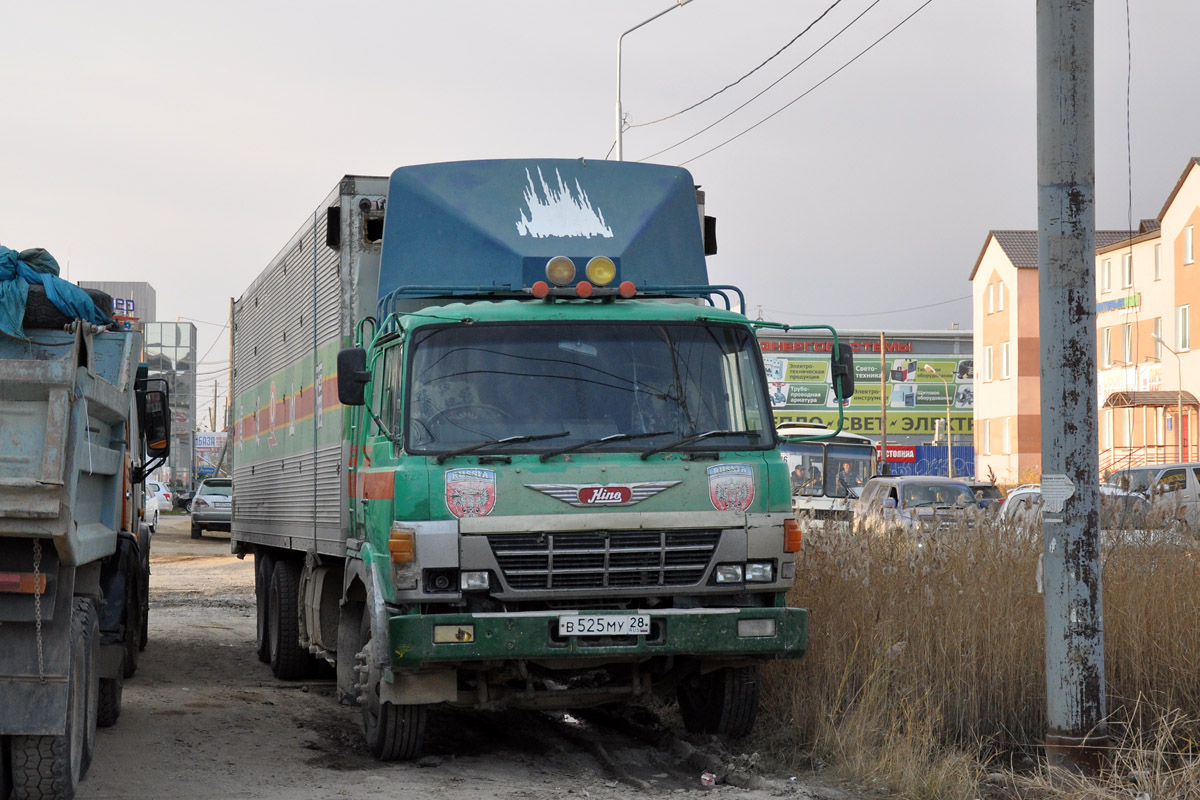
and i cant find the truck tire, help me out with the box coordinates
[676,665,761,739]
[268,559,309,680]
[138,541,150,651]
[23,285,114,331]
[97,672,123,728]
[254,551,276,663]
[122,574,142,679]
[11,598,98,799]
[358,609,425,760]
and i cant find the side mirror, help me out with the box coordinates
[831,345,855,400]
[337,348,372,406]
[142,389,171,459]
[883,497,898,509]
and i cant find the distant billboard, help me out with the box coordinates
[196,432,228,477]
[759,334,974,439]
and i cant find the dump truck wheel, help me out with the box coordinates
[358,609,426,761]
[122,574,141,679]
[11,598,98,799]
[676,665,761,739]
[97,672,123,728]
[255,551,276,664]
[268,559,309,679]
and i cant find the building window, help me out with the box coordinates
[1103,409,1113,450]
[1187,225,1195,265]
[997,282,1005,311]
[1002,417,1011,455]
[1123,408,1134,446]
[986,284,994,314]
[982,419,991,455]
[1179,305,1191,351]
[1155,317,1162,360]
[1102,259,1112,292]
[984,345,993,382]
[1001,341,1011,379]
[1122,253,1133,288]
[1101,327,1111,368]
[1122,323,1132,365]
[1155,243,1163,280]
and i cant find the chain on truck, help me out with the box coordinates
[0,259,171,800]
[230,159,855,760]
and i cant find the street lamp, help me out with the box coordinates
[616,0,695,161]
[1152,333,1185,460]
[924,364,953,478]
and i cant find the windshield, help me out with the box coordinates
[1112,468,1154,494]
[902,483,975,507]
[405,321,771,456]
[198,481,232,497]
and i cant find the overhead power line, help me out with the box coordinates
[674,0,936,167]
[640,0,886,162]
[628,0,848,130]
[761,292,969,320]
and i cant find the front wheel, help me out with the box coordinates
[358,609,425,760]
[677,665,761,739]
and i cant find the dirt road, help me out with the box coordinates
[80,515,854,800]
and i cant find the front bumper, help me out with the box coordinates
[386,606,807,671]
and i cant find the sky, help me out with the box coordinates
[4,1,1199,428]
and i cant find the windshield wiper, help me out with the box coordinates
[435,431,570,464]
[539,430,672,463]
[639,429,748,460]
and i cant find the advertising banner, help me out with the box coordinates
[195,431,228,478]
[760,338,974,438]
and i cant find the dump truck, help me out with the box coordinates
[231,159,854,759]
[0,283,171,799]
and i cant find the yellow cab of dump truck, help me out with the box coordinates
[230,159,855,760]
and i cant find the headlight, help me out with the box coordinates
[460,571,490,591]
[744,561,775,582]
[714,564,744,583]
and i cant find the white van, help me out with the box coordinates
[1109,462,1200,526]
[778,423,876,523]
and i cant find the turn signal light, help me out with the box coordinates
[388,527,415,563]
[783,519,803,553]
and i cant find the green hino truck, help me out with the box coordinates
[230,159,854,759]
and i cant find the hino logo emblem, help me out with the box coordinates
[525,481,681,508]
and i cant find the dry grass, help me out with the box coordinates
[757,506,1200,799]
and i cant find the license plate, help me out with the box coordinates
[558,614,651,637]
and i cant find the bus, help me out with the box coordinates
[777,423,877,522]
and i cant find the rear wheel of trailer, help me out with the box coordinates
[254,551,276,664]
[10,598,99,800]
[267,559,310,679]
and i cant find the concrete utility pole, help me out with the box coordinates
[1037,0,1107,772]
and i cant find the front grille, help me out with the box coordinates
[487,530,721,590]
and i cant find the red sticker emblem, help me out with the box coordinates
[707,464,754,512]
[445,468,497,518]
[577,486,633,505]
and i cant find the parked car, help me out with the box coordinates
[1109,462,1200,527]
[965,480,1004,511]
[173,488,195,510]
[190,477,232,539]
[142,484,160,533]
[145,479,173,512]
[855,475,979,533]
[998,483,1150,530]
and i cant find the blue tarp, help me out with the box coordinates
[0,245,112,339]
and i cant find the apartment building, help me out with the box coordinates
[971,157,1200,484]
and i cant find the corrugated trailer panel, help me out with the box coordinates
[232,177,386,553]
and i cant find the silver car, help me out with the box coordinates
[855,475,979,533]
[190,477,232,539]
